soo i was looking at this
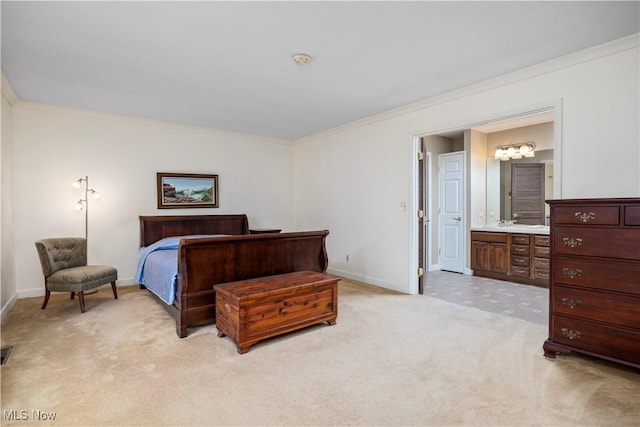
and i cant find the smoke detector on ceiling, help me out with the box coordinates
[292,54,311,65]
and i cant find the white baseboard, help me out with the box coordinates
[116,278,138,286]
[326,268,408,294]
[0,293,17,325]
[15,278,138,300]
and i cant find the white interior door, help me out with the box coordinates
[439,152,465,273]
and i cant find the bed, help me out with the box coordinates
[137,215,329,337]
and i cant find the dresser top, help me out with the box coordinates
[547,197,640,206]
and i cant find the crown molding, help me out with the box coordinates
[1,70,18,106]
[295,32,640,145]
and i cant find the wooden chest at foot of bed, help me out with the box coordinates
[214,271,339,353]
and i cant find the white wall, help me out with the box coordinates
[294,35,640,294]
[466,130,487,230]
[293,122,412,292]
[12,103,294,297]
[1,72,17,322]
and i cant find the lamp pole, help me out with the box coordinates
[83,175,89,242]
[74,175,99,295]
[73,175,100,258]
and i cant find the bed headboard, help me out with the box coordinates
[139,214,249,247]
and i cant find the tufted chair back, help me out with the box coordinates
[35,238,87,278]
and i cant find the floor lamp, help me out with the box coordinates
[72,175,101,251]
[72,176,101,295]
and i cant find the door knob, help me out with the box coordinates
[453,217,462,222]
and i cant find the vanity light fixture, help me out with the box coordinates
[494,140,536,161]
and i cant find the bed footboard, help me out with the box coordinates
[175,230,329,337]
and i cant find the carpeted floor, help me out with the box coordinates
[1,279,638,426]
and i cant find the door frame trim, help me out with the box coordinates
[409,99,563,295]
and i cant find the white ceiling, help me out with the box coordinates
[2,1,638,140]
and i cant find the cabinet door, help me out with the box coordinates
[490,243,508,273]
[471,241,488,271]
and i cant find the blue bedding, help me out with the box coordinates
[134,235,225,305]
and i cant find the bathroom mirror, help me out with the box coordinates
[487,150,553,225]
[485,121,554,225]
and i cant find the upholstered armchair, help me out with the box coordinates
[35,238,118,313]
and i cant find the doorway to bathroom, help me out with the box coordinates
[414,105,561,295]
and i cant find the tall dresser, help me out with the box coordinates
[543,198,640,369]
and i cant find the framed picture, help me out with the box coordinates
[157,173,219,209]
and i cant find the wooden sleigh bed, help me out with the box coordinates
[138,215,329,337]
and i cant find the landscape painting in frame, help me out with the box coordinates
[157,173,219,209]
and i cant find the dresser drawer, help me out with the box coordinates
[553,227,640,260]
[554,256,640,295]
[511,266,530,278]
[472,231,507,243]
[626,206,640,226]
[554,206,619,225]
[533,268,549,281]
[511,255,529,268]
[534,235,550,247]
[552,315,640,364]
[553,285,640,329]
[534,257,549,270]
[511,245,530,256]
[511,234,530,245]
[534,246,550,258]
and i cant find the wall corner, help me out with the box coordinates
[1,71,19,106]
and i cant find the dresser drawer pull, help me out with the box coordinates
[561,328,581,340]
[574,212,596,223]
[561,268,582,279]
[562,237,583,248]
[561,298,582,309]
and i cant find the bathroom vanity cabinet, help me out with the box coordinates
[471,230,550,287]
[470,232,508,274]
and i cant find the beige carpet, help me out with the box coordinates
[1,280,638,426]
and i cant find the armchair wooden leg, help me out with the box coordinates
[78,291,86,313]
[70,292,75,300]
[111,281,118,300]
[41,289,51,310]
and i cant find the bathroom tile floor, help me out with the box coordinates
[423,270,549,325]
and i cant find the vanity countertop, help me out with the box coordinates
[471,225,550,235]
